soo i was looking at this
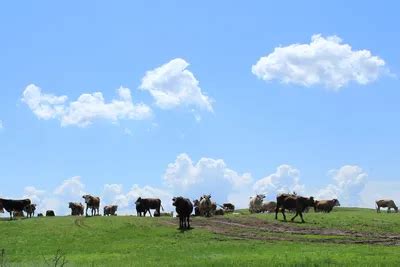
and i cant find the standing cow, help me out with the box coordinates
[199,195,213,217]
[82,195,100,216]
[376,199,398,213]
[24,204,37,218]
[104,205,118,216]
[0,198,31,220]
[275,194,314,223]
[69,202,84,216]
[314,199,340,213]
[172,197,193,229]
[135,197,164,217]
[249,194,265,213]
[261,201,277,213]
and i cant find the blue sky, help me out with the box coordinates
[1,1,400,214]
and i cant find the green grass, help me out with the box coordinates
[0,208,400,266]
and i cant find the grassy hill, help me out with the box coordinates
[1,208,400,266]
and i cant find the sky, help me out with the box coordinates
[1,1,400,215]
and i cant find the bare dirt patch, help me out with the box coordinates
[165,216,400,245]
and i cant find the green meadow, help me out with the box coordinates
[1,208,400,266]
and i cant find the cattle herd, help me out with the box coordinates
[0,193,399,229]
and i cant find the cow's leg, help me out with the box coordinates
[148,209,152,217]
[388,207,391,213]
[291,211,299,222]
[299,212,305,223]
[275,206,279,220]
[377,206,380,213]
[85,206,88,216]
[9,211,12,220]
[281,208,287,221]
[187,216,190,229]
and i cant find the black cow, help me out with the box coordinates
[136,202,146,217]
[24,204,37,218]
[0,198,31,220]
[172,197,193,229]
[46,210,55,216]
[275,194,314,223]
[135,197,163,217]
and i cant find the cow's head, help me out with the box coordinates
[82,195,92,203]
[172,197,177,206]
[308,196,315,207]
[257,194,266,200]
[135,197,142,205]
[333,199,340,207]
[112,205,118,212]
[192,199,199,206]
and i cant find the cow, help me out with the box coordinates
[104,205,118,216]
[46,210,55,216]
[199,195,213,217]
[82,195,100,216]
[172,197,193,229]
[24,204,37,218]
[275,194,315,223]
[37,213,43,217]
[0,198,31,220]
[13,210,24,218]
[222,203,235,212]
[136,202,146,217]
[314,199,340,213]
[135,197,164,217]
[376,199,398,213]
[261,201,277,213]
[249,194,265,213]
[69,202,84,216]
[193,199,201,216]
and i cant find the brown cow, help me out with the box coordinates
[261,201,277,213]
[69,202,84,216]
[0,198,31,220]
[24,204,37,218]
[104,205,118,216]
[13,210,24,218]
[172,197,193,229]
[82,195,100,216]
[314,199,340,213]
[275,194,315,223]
[135,197,164,217]
[376,199,398,213]
[199,195,213,217]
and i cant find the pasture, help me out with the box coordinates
[1,207,400,266]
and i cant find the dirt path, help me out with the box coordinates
[164,216,400,245]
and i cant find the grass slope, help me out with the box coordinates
[0,208,400,266]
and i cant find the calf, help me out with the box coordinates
[24,204,37,218]
[69,202,84,216]
[46,210,55,216]
[249,194,265,213]
[314,199,340,213]
[82,195,100,216]
[104,205,118,216]
[172,197,193,229]
[261,201,277,213]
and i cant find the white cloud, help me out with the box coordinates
[163,153,252,204]
[317,165,367,206]
[140,58,213,112]
[252,34,386,90]
[253,165,305,197]
[54,176,85,198]
[22,84,152,127]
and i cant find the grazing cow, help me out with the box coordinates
[104,205,118,216]
[82,195,100,216]
[69,202,84,216]
[0,198,31,220]
[24,204,37,218]
[376,199,398,213]
[275,194,315,223]
[261,201,277,213]
[214,208,225,216]
[199,195,213,217]
[222,203,235,212]
[37,213,43,217]
[172,197,193,229]
[46,210,55,216]
[314,199,340,213]
[249,194,265,213]
[135,197,164,217]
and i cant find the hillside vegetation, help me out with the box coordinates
[1,208,400,266]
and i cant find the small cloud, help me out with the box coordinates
[140,58,213,112]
